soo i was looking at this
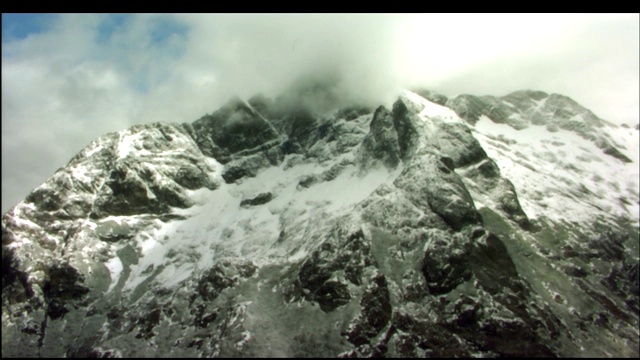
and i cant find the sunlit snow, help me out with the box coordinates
[473,115,639,227]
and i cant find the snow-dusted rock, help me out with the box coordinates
[2,87,638,357]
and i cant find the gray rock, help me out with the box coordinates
[395,153,481,231]
[95,220,131,242]
[2,88,638,358]
[392,99,422,160]
[413,89,449,106]
[433,122,487,168]
[191,97,281,158]
[240,193,273,207]
[359,106,401,169]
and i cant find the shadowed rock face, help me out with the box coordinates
[359,106,401,169]
[391,99,422,161]
[433,122,487,168]
[2,88,638,358]
[191,98,281,160]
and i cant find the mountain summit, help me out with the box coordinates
[2,88,638,357]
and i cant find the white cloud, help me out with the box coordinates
[2,13,638,213]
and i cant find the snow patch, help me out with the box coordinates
[85,144,103,158]
[105,255,123,293]
[402,90,462,123]
[473,115,639,227]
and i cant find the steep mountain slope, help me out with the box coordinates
[2,87,638,357]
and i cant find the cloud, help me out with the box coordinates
[1,13,638,213]
[172,14,406,108]
[420,14,639,124]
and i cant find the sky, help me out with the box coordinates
[2,13,639,213]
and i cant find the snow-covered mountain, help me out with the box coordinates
[2,86,638,357]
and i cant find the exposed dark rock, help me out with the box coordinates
[576,279,632,324]
[589,229,627,261]
[395,154,481,231]
[43,263,89,301]
[183,122,231,163]
[602,261,639,313]
[473,318,557,357]
[312,280,351,312]
[502,90,549,112]
[221,146,284,183]
[297,229,371,312]
[197,260,257,301]
[563,264,588,278]
[446,94,490,125]
[440,156,455,172]
[191,97,280,157]
[173,164,217,190]
[561,245,580,258]
[26,187,62,212]
[46,298,68,320]
[421,233,472,295]
[360,274,392,332]
[134,307,162,339]
[467,229,525,296]
[359,106,401,169]
[2,246,34,304]
[320,163,347,182]
[345,272,392,346]
[296,249,351,312]
[297,174,320,189]
[496,179,533,230]
[68,347,118,358]
[42,263,89,322]
[240,193,273,207]
[193,303,218,328]
[95,220,131,242]
[392,99,421,160]
[476,158,501,178]
[603,145,632,163]
[62,199,92,219]
[280,139,303,155]
[434,122,487,167]
[283,108,319,150]
[94,164,172,217]
[222,165,247,184]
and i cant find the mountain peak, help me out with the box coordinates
[503,89,549,101]
[2,87,638,358]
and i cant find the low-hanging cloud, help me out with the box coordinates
[2,13,638,213]
[175,14,407,110]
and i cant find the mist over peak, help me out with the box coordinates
[2,14,638,214]
[269,69,391,116]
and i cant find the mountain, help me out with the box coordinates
[2,86,638,357]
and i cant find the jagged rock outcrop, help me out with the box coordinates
[447,90,632,163]
[2,87,638,357]
[190,97,281,162]
[359,106,401,169]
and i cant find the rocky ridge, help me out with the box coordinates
[2,87,638,357]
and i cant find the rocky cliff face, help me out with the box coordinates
[2,88,638,357]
